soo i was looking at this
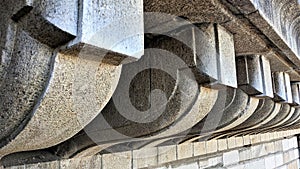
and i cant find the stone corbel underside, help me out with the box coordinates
[2,0,300,167]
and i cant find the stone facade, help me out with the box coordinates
[1,0,300,168]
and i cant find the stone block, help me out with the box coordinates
[147,23,237,88]
[11,0,77,47]
[264,155,276,169]
[177,143,193,160]
[275,140,283,152]
[287,160,298,169]
[133,147,158,168]
[69,0,143,60]
[244,159,265,169]
[215,24,237,88]
[6,165,25,169]
[102,151,131,169]
[282,139,290,152]
[250,134,261,144]
[60,156,101,169]
[223,150,239,166]
[227,137,236,149]
[239,148,251,161]
[273,72,293,103]
[207,156,222,167]
[236,137,244,148]
[293,149,299,159]
[275,153,284,167]
[26,161,59,169]
[158,145,177,164]
[289,137,298,149]
[193,141,206,156]
[291,83,300,106]
[243,135,251,146]
[172,162,199,169]
[198,160,209,168]
[217,139,228,151]
[206,140,218,154]
[250,144,267,158]
[227,164,245,169]
[283,151,291,163]
[236,55,273,97]
[265,142,275,154]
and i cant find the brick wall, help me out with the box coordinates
[2,130,300,169]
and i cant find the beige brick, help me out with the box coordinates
[243,135,251,146]
[273,132,280,139]
[206,140,218,154]
[268,132,275,140]
[261,133,268,142]
[236,137,244,148]
[61,156,101,169]
[217,139,227,151]
[250,134,261,144]
[102,151,131,169]
[227,137,236,149]
[177,143,193,160]
[193,141,206,156]
[223,150,239,166]
[158,145,177,164]
[133,147,158,168]
[287,160,298,169]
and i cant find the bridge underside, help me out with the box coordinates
[1,0,300,168]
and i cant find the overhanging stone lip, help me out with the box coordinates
[224,0,300,73]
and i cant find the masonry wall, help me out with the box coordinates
[2,130,299,169]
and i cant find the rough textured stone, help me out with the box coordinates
[0,30,53,149]
[223,150,239,166]
[177,143,193,160]
[133,147,158,168]
[193,142,206,156]
[158,145,177,164]
[0,51,122,157]
[102,152,131,169]
[60,155,101,169]
[273,72,293,103]
[70,0,143,59]
[236,55,273,97]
